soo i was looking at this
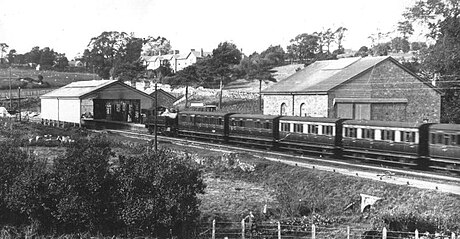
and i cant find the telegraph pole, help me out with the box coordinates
[154,81,158,152]
[18,87,21,122]
[9,67,12,109]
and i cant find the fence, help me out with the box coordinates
[198,220,458,239]
[0,88,55,99]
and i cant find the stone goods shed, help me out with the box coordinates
[262,56,441,123]
[40,80,155,125]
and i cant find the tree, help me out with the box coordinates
[287,33,319,63]
[390,37,411,53]
[0,43,8,64]
[141,37,172,56]
[7,49,16,64]
[117,149,205,237]
[334,27,348,54]
[403,0,460,122]
[49,136,119,233]
[397,20,414,39]
[39,47,55,68]
[24,46,41,65]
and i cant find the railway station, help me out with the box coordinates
[262,56,442,123]
[40,80,165,127]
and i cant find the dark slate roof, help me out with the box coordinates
[262,56,391,94]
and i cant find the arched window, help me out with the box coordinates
[300,103,307,117]
[280,103,287,116]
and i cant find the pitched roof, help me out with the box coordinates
[40,80,154,99]
[41,80,117,98]
[262,56,391,94]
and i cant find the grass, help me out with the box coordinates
[0,67,99,89]
[1,120,460,237]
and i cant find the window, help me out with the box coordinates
[443,134,451,145]
[307,124,319,134]
[281,123,290,132]
[401,131,416,143]
[255,121,261,128]
[300,103,307,117]
[381,130,395,141]
[361,129,375,139]
[322,125,334,135]
[345,127,357,138]
[294,124,303,133]
[264,122,271,129]
[280,103,287,116]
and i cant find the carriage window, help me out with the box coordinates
[436,133,443,144]
[254,121,261,128]
[307,125,319,134]
[294,124,304,133]
[322,125,333,135]
[239,120,244,127]
[456,135,460,145]
[264,122,271,129]
[381,130,395,141]
[443,134,451,145]
[281,123,290,132]
[361,129,375,139]
[401,131,416,143]
[344,127,357,138]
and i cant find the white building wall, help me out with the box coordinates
[40,98,81,124]
[263,94,329,117]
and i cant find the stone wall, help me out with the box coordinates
[368,60,441,123]
[263,94,328,117]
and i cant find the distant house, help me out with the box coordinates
[68,60,84,67]
[262,56,442,123]
[142,49,211,73]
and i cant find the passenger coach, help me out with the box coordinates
[341,120,430,168]
[228,114,280,147]
[428,124,460,173]
[177,111,234,142]
[277,116,346,156]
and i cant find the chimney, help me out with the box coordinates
[190,49,195,52]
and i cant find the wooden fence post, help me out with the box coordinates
[382,227,387,239]
[347,226,350,239]
[312,224,316,239]
[212,219,215,239]
[278,221,281,239]
[415,229,419,239]
[241,219,245,239]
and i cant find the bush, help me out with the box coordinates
[49,135,119,234]
[0,141,32,225]
[117,149,205,238]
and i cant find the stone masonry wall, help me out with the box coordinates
[263,94,328,117]
[369,60,441,123]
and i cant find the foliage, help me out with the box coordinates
[235,45,286,82]
[286,33,320,63]
[167,41,241,88]
[117,149,205,237]
[0,141,31,225]
[49,136,119,233]
[85,31,167,80]
[402,0,460,122]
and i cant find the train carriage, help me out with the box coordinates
[428,124,460,173]
[341,120,429,168]
[228,114,281,148]
[177,111,234,142]
[277,116,346,156]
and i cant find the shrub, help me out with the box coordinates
[48,135,119,234]
[0,141,32,225]
[117,149,206,238]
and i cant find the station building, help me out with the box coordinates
[262,56,442,123]
[40,80,157,125]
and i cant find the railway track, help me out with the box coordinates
[104,129,460,195]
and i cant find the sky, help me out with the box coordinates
[0,0,422,60]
